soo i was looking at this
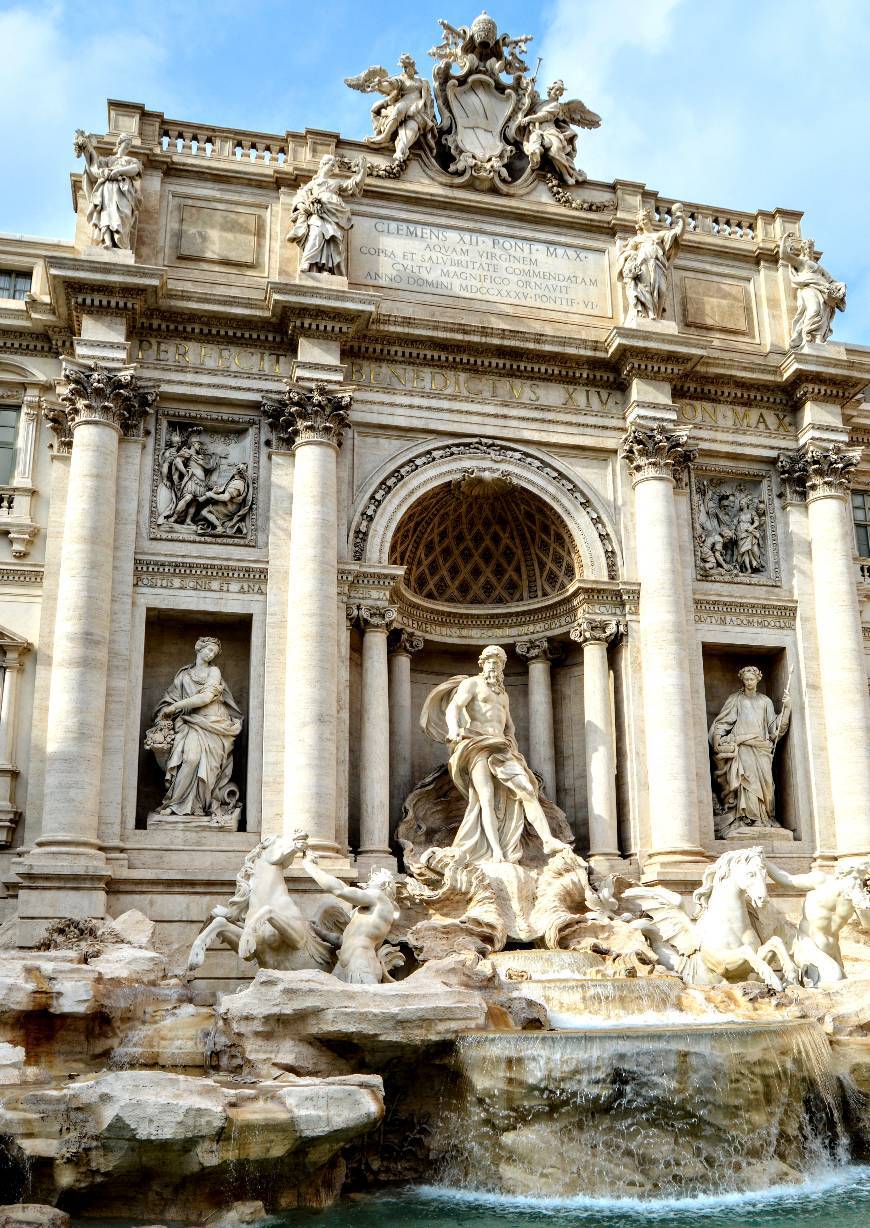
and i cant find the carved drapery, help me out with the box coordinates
[56,361,158,437]
[263,382,351,450]
[621,425,697,486]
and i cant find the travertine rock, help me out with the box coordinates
[0,1069,383,1221]
[109,908,158,949]
[0,1207,70,1228]
[215,966,488,1076]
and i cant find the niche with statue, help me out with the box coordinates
[137,611,251,830]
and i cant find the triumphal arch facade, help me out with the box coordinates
[0,11,868,989]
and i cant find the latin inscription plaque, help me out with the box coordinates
[350,215,611,316]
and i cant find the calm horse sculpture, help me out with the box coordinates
[626,846,799,990]
[187,830,333,974]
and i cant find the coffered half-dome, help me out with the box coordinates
[388,472,579,606]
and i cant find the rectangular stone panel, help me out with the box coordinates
[349,213,610,317]
[178,203,258,265]
[682,275,748,333]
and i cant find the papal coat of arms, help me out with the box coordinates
[345,10,601,191]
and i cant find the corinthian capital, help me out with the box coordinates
[263,382,352,450]
[389,629,425,656]
[620,425,697,486]
[802,442,861,500]
[570,617,625,647]
[515,638,561,663]
[358,604,396,632]
[57,361,158,437]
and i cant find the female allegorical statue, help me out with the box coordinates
[145,636,243,825]
[708,664,791,838]
[73,129,142,250]
[287,154,367,276]
[615,203,685,322]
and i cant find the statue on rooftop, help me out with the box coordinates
[420,645,572,864]
[779,232,846,348]
[345,55,436,164]
[287,154,367,276]
[708,664,791,839]
[516,79,601,185]
[74,129,142,250]
[615,203,685,322]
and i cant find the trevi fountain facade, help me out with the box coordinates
[0,10,867,1228]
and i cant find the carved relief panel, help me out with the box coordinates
[690,466,780,586]
[149,409,260,546]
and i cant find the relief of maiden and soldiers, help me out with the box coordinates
[150,414,259,545]
[691,471,779,584]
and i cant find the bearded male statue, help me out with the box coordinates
[420,644,571,864]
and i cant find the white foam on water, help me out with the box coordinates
[411,1163,870,1215]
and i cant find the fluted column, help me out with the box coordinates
[265,383,351,856]
[570,617,624,867]
[34,363,156,870]
[515,638,558,799]
[621,426,707,880]
[388,629,424,828]
[357,604,396,872]
[0,642,29,846]
[779,444,870,858]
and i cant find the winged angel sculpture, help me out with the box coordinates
[344,56,436,165]
[344,12,601,189]
[625,845,799,991]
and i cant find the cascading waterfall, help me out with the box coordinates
[438,1020,849,1199]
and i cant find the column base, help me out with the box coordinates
[14,851,111,943]
[355,849,398,877]
[640,846,710,889]
[587,851,629,876]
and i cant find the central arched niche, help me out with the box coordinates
[388,471,580,606]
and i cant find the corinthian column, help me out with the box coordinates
[31,364,157,879]
[779,443,870,859]
[570,617,624,869]
[357,604,396,872]
[265,383,351,857]
[621,425,707,881]
[515,638,559,799]
[388,629,424,828]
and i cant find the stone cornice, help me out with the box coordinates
[673,374,791,409]
[779,347,870,408]
[606,326,706,384]
[45,258,165,334]
[693,594,797,628]
[266,282,377,337]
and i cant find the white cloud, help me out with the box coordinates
[0,3,168,239]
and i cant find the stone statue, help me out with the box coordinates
[287,154,367,276]
[345,56,436,163]
[302,854,402,984]
[766,859,870,985]
[694,478,768,579]
[420,645,571,864]
[73,129,142,250]
[625,846,799,990]
[708,665,791,838]
[516,79,601,184]
[615,203,685,322]
[779,232,846,348]
[186,831,334,973]
[145,636,243,828]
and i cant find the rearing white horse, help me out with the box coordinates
[626,846,799,990]
[187,831,333,975]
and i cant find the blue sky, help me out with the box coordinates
[1,0,867,343]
